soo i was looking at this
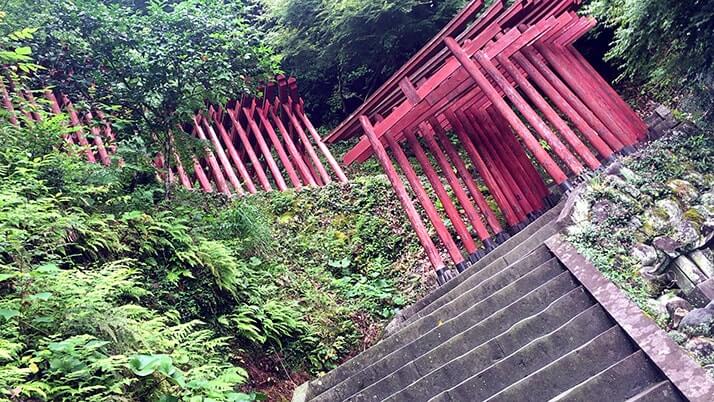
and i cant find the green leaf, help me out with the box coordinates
[128,354,184,386]
[29,292,53,301]
[32,316,55,324]
[0,273,16,282]
[129,354,171,376]
[15,46,32,56]
[122,210,145,220]
[0,309,20,321]
[34,263,60,274]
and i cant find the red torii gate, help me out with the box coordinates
[1,76,347,195]
[327,0,648,285]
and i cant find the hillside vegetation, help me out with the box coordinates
[0,112,428,400]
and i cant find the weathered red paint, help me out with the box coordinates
[511,51,616,158]
[445,37,570,184]
[450,110,520,226]
[62,95,97,163]
[255,107,303,189]
[225,108,273,192]
[199,115,245,195]
[496,53,601,170]
[485,106,549,200]
[464,109,532,218]
[409,126,484,250]
[390,130,466,265]
[267,106,317,187]
[208,108,258,194]
[295,103,349,184]
[83,111,111,166]
[192,118,231,195]
[360,116,446,274]
[281,103,332,185]
[429,117,503,235]
[475,108,544,211]
[242,107,289,191]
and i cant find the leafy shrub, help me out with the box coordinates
[586,0,714,119]
[3,0,280,185]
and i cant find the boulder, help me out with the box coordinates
[674,220,701,250]
[653,236,683,259]
[685,206,712,228]
[642,208,670,235]
[603,162,624,177]
[656,293,693,328]
[603,163,639,182]
[683,172,707,189]
[655,104,674,120]
[700,218,714,248]
[701,191,714,208]
[632,243,659,266]
[618,166,639,183]
[684,336,714,358]
[668,179,700,204]
[664,295,694,317]
[591,199,614,225]
[679,302,714,337]
[604,174,641,199]
[672,307,689,329]
[640,268,673,295]
[656,199,684,224]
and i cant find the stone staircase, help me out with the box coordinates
[293,203,710,402]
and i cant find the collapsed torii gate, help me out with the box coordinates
[326,0,648,285]
[1,76,347,195]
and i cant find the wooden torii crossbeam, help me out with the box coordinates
[1,76,347,196]
[328,0,649,285]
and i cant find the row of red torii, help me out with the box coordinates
[0,76,348,197]
[324,0,649,284]
[1,0,650,286]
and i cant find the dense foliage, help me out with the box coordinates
[5,0,281,176]
[0,2,433,399]
[0,100,428,400]
[586,0,714,120]
[260,0,467,127]
[0,108,428,400]
[0,110,260,400]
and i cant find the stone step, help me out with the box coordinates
[484,328,638,401]
[429,306,617,401]
[549,351,667,402]
[385,203,564,336]
[398,220,562,331]
[402,244,552,328]
[626,381,684,402]
[308,257,565,399]
[357,286,593,402]
[398,251,556,342]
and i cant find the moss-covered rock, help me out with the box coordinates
[668,179,700,204]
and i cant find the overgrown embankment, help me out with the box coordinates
[0,116,431,401]
[565,127,714,376]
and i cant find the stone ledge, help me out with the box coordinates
[546,234,714,402]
